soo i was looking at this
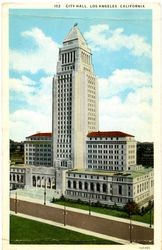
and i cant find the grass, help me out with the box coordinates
[10,215,120,245]
[53,200,154,225]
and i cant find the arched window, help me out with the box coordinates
[79,181,82,190]
[84,182,88,190]
[20,175,24,183]
[96,183,100,192]
[103,184,107,193]
[73,180,76,189]
[90,182,94,191]
[48,178,51,188]
[68,180,71,188]
[32,176,36,187]
[37,176,41,187]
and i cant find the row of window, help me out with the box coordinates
[27,137,51,141]
[57,154,71,159]
[61,65,74,72]
[26,149,51,152]
[89,137,127,141]
[68,173,109,180]
[26,161,52,165]
[87,165,124,171]
[88,150,124,154]
[57,149,71,153]
[137,182,149,193]
[67,180,109,193]
[26,153,51,156]
[10,174,24,182]
[88,144,124,148]
[26,157,52,162]
[81,51,91,65]
[61,51,75,64]
[25,144,51,148]
[88,160,124,165]
[67,181,132,196]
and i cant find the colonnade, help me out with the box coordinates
[68,180,107,193]
[10,173,24,183]
[32,175,55,189]
[61,51,75,64]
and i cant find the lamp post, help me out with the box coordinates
[44,178,46,205]
[63,205,67,226]
[129,213,132,243]
[149,208,152,228]
[89,195,91,215]
[15,192,18,214]
[149,201,153,228]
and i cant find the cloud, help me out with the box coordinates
[99,69,152,98]
[10,109,52,142]
[9,76,37,94]
[99,69,152,142]
[84,24,151,57]
[9,75,53,141]
[10,75,52,115]
[9,28,59,74]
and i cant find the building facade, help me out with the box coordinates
[24,133,52,166]
[52,24,99,170]
[86,131,137,172]
[65,167,154,207]
[10,164,55,191]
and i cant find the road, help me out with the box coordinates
[10,198,153,244]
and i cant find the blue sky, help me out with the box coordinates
[9,9,152,142]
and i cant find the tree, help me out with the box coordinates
[124,201,139,216]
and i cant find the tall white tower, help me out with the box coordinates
[52,24,99,172]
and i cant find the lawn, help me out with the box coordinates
[54,200,154,225]
[10,215,120,244]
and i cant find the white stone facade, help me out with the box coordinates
[65,167,154,207]
[86,131,137,172]
[10,165,26,190]
[10,164,55,190]
[52,25,99,171]
[24,133,52,166]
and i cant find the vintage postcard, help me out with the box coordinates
[1,1,162,250]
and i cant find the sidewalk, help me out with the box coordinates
[10,211,132,245]
[10,192,153,229]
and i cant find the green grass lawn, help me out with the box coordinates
[10,215,120,244]
[54,200,154,225]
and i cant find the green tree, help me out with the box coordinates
[124,201,139,216]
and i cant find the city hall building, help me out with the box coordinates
[10,25,154,207]
[52,23,99,170]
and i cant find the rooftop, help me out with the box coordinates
[63,24,86,44]
[26,132,52,138]
[87,131,134,138]
[68,167,153,179]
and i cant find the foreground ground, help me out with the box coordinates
[10,215,119,244]
[10,198,154,244]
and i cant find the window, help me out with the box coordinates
[84,182,88,190]
[68,180,71,188]
[79,181,82,190]
[73,181,76,189]
[90,182,94,191]
[118,185,122,195]
[103,184,107,193]
[96,183,100,192]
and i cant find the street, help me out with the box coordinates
[10,198,153,244]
